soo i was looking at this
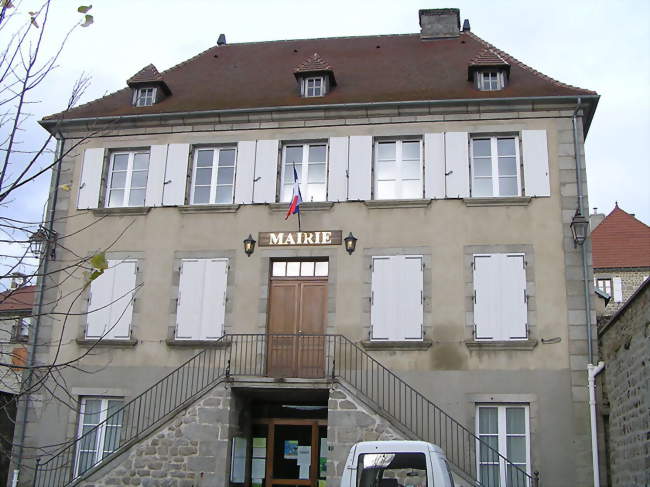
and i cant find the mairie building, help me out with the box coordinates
[14,8,602,487]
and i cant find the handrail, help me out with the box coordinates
[33,334,536,487]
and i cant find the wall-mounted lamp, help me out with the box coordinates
[243,234,256,257]
[28,226,57,259]
[344,232,358,255]
[570,209,589,247]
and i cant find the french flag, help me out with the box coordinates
[285,167,303,220]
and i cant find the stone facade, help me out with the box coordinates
[79,383,233,487]
[598,282,649,487]
[595,268,650,315]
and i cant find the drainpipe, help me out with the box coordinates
[572,99,602,486]
[13,132,65,485]
[588,362,605,487]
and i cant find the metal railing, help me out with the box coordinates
[34,334,537,487]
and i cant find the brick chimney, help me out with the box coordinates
[419,8,461,39]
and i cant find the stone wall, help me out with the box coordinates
[599,283,649,487]
[80,383,232,487]
[595,268,650,316]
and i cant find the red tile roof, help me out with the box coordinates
[127,64,164,85]
[44,31,596,121]
[294,53,333,73]
[469,47,509,67]
[0,286,36,313]
[592,205,650,269]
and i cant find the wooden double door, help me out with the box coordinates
[267,262,327,378]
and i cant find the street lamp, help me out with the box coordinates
[28,226,57,259]
[570,209,589,247]
[243,234,256,257]
[344,232,358,255]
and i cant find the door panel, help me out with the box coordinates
[297,282,327,378]
[268,282,300,377]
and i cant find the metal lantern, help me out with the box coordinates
[570,210,589,247]
[344,232,358,255]
[243,234,256,257]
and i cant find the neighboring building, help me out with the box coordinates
[591,204,650,316]
[598,279,649,487]
[0,281,35,484]
[13,8,601,487]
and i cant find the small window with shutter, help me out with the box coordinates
[473,253,528,341]
[371,255,423,341]
[175,258,228,340]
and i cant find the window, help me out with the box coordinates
[371,255,423,341]
[357,452,427,487]
[190,146,237,204]
[477,71,505,91]
[272,260,328,277]
[106,151,150,207]
[596,278,612,296]
[471,136,520,197]
[0,317,29,343]
[76,397,124,476]
[281,143,327,202]
[473,254,527,341]
[134,87,156,106]
[175,258,228,340]
[86,260,137,340]
[302,76,324,97]
[374,139,422,199]
[476,405,530,487]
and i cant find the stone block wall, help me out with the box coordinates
[80,383,232,487]
[599,283,649,486]
[595,268,650,315]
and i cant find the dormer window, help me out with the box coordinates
[294,53,336,99]
[134,87,156,107]
[477,71,505,91]
[302,77,325,97]
[126,64,171,108]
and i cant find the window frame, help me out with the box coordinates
[476,404,531,486]
[596,278,612,296]
[280,142,328,203]
[301,76,325,97]
[134,87,156,107]
[105,150,150,208]
[470,135,522,198]
[477,71,505,91]
[75,396,124,477]
[373,138,423,200]
[189,145,238,205]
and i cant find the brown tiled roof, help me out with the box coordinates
[127,64,164,85]
[592,204,650,269]
[0,286,36,313]
[469,47,509,67]
[44,31,596,121]
[294,53,333,73]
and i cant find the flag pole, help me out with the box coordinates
[292,161,301,232]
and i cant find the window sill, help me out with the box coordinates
[464,338,538,351]
[364,199,432,209]
[269,202,334,212]
[166,338,231,348]
[177,204,240,214]
[463,197,532,207]
[360,339,432,351]
[76,338,138,347]
[92,207,151,216]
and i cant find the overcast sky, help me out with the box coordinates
[3,0,650,227]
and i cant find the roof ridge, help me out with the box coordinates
[466,31,596,94]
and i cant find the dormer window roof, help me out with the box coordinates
[468,48,510,91]
[127,64,171,107]
[294,53,336,97]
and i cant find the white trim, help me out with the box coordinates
[105,150,150,207]
[477,71,505,91]
[373,139,423,200]
[470,135,521,197]
[301,76,325,97]
[134,87,157,106]
[189,146,237,205]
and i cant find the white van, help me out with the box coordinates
[341,441,455,487]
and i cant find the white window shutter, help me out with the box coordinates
[612,277,623,302]
[398,256,424,340]
[424,133,445,199]
[502,255,527,339]
[522,130,550,197]
[371,257,396,340]
[77,148,104,209]
[203,259,228,339]
[444,132,470,198]
[327,137,349,201]
[253,140,279,203]
[86,260,136,340]
[162,143,190,206]
[145,145,167,207]
[108,261,137,339]
[473,255,499,340]
[348,135,372,200]
[234,141,256,204]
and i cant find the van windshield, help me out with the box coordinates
[357,452,427,487]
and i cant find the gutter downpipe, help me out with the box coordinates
[13,133,65,486]
[573,98,602,487]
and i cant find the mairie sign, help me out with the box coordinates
[258,230,342,247]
